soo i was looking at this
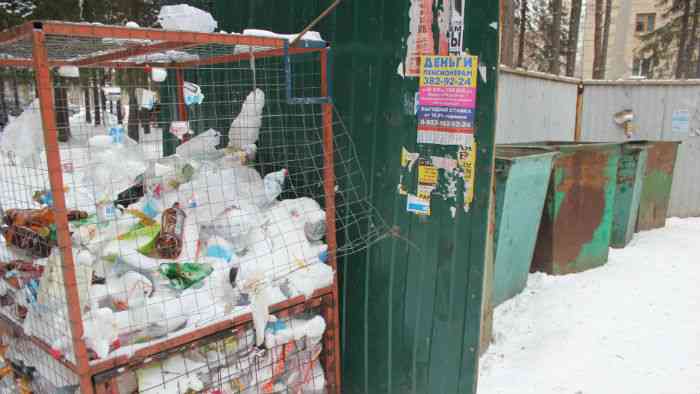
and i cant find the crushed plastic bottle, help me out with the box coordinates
[261,169,288,207]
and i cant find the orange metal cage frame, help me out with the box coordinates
[0,21,341,394]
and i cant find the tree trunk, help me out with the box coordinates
[116,99,123,124]
[686,0,700,77]
[84,87,92,124]
[592,0,605,79]
[599,0,613,79]
[501,0,515,66]
[11,73,20,112]
[100,73,107,120]
[549,0,563,75]
[127,89,140,142]
[139,107,151,135]
[93,71,101,126]
[566,0,583,76]
[517,0,528,67]
[696,38,700,77]
[0,70,7,126]
[53,78,71,142]
[676,0,692,79]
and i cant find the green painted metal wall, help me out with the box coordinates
[211,1,499,393]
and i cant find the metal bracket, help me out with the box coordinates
[284,41,333,105]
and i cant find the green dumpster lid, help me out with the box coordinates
[502,141,623,153]
[495,146,559,161]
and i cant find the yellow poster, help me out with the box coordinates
[418,164,438,186]
[459,142,477,208]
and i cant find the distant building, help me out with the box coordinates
[581,0,665,79]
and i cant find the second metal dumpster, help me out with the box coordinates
[523,142,621,275]
[493,147,557,306]
[611,141,649,248]
[636,141,681,232]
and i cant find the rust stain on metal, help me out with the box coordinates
[637,141,681,232]
[532,150,610,274]
[645,142,678,175]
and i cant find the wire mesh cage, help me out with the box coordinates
[0,21,382,394]
[94,295,336,394]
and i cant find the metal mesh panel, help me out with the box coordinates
[102,304,331,393]
[0,23,382,392]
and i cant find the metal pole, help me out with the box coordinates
[320,47,341,394]
[574,83,584,141]
[289,0,342,48]
[31,25,94,394]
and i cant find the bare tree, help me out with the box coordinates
[10,72,19,112]
[517,0,528,67]
[116,99,123,124]
[676,0,692,78]
[686,0,700,77]
[84,86,92,124]
[127,88,139,141]
[549,0,563,74]
[695,2,700,76]
[53,76,71,142]
[592,0,604,78]
[501,0,516,66]
[566,0,583,76]
[599,0,613,78]
[0,70,7,126]
[92,69,101,125]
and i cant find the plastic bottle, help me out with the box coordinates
[32,190,54,207]
[1,225,52,258]
[155,203,187,259]
[3,207,88,227]
[261,168,288,207]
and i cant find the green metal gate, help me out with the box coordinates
[211,2,499,393]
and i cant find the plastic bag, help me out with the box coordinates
[228,89,265,150]
[136,88,158,110]
[0,100,43,164]
[201,206,257,254]
[158,262,213,290]
[117,222,161,255]
[183,81,204,106]
[175,128,221,160]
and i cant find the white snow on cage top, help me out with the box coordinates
[158,4,218,33]
[242,29,325,43]
[126,50,200,64]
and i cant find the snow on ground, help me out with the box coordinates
[478,217,700,394]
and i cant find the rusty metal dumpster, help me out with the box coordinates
[611,142,649,248]
[636,141,682,232]
[493,147,557,306]
[516,142,622,275]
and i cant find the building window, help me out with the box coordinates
[633,56,654,77]
[636,13,656,33]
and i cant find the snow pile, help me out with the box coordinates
[242,29,325,43]
[158,4,218,33]
[478,218,700,394]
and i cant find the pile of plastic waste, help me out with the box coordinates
[0,87,334,375]
[125,314,328,393]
